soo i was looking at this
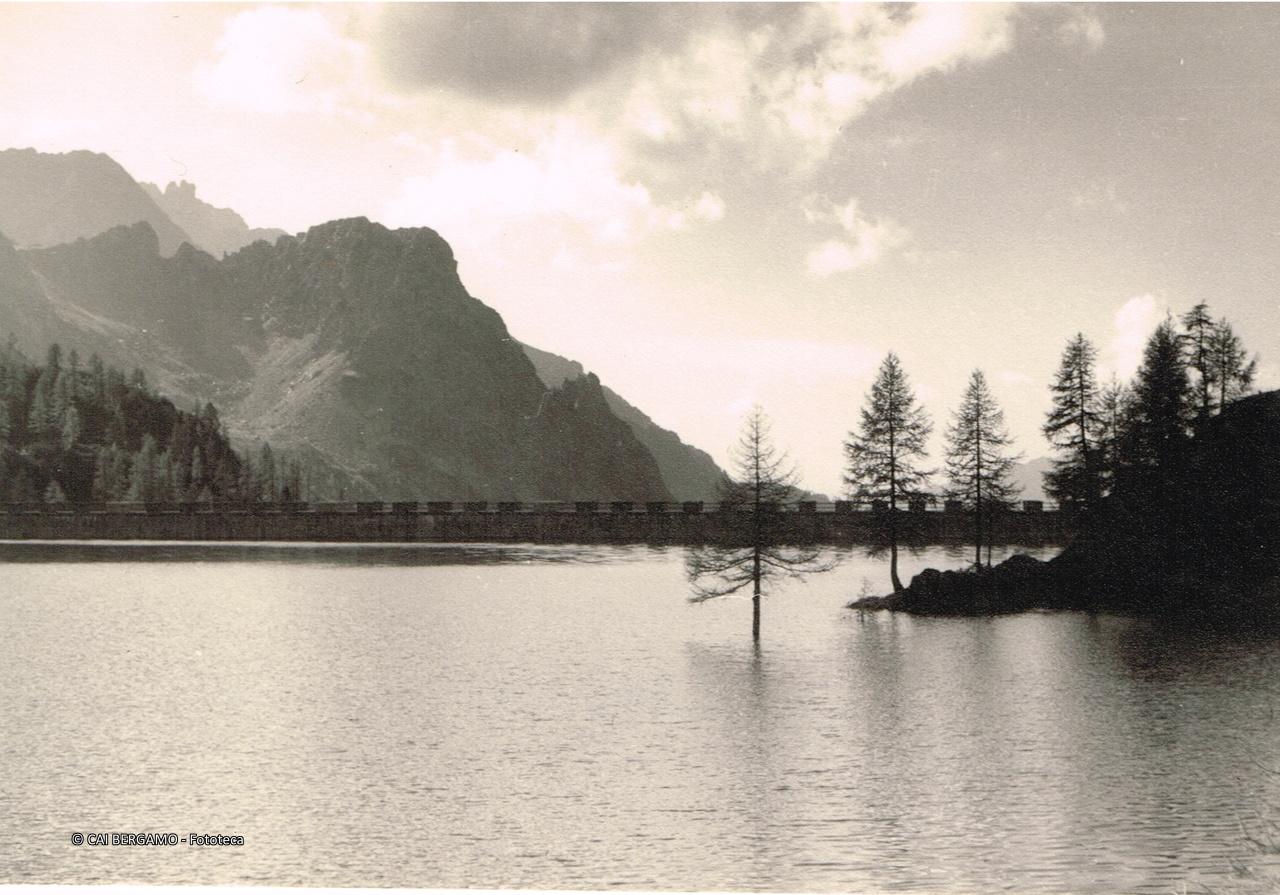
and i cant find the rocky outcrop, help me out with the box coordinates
[142,180,287,258]
[849,554,1059,614]
[522,342,727,499]
[851,391,1280,616]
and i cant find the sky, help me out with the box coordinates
[2,2,1278,495]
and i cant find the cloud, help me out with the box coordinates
[382,125,652,243]
[195,7,368,115]
[877,3,1016,80]
[618,4,1022,171]
[664,191,727,231]
[1058,9,1106,52]
[373,4,1035,173]
[373,4,716,105]
[804,197,911,277]
[380,124,722,262]
[693,192,725,223]
[1110,294,1164,379]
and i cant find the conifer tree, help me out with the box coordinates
[61,405,82,451]
[1130,319,1191,475]
[685,406,830,641]
[1180,302,1217,419]
[1207,318,1257,410]
[1042,333,1103,511]
[88,354,106,403]
[10,466,37,502]
[1096,378,1133,494]
[26,381,51,442]
[91,448,115,501]
[258,443,278,502]
[126,434,160,501]
[189,447,205,501]
[843,352,933,593]
[945,370,1021,569]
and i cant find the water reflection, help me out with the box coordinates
[0,539,668,567]
[1,543,1277,892]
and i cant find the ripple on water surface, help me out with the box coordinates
[1,542,1278,892]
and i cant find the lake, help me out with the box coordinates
[2,541,1278,892]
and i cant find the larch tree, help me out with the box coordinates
[1095,377,1133,495]
[685,405,830,642]
[1130,318,1191,476]
[1042,333,1103,511]
[843,352,933,594]
[1180,302,1217,419]
[944,370,1021,569]
[1207,318,1257,411]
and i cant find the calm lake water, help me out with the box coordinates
[2,541,1278,892]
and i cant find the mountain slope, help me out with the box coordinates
[1008,456,1051,502]
[3,218,670,501]
[521,342,727,499]
[0,148,192,255]
[142,180,287,257]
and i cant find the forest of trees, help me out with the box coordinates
[704,300,1263,614]
[1041,303,1258,511]
[0,338,300,504]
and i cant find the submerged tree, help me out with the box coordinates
[945,370,1021,569]
[1042,333,1103,512]
[843,352,932,593]
[686,405,830,642]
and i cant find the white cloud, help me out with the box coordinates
[664,191,727,232]
[693,192,725,223]
[1059,10,1106,52]
[382,125,653,245]
[1110,294,1164,379]
[195,7,368,115]
[878,3,1015,80]
[618,4,1022,170]
[804,197,911,277]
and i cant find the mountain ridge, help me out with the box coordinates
[520,342,728,499]
[142,180,288,258]
[0,148,192,255]
[3,215,671,500]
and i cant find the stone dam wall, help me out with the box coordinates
[0,501,1070,545]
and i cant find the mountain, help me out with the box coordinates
[0,216,670,501]
[1009,456,1051,502]
[142,180,287,257]
[521,342,727,499]
[0,148,192,255]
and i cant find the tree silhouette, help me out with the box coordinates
[1043,333,1103,512]
[1208,317,1257,411]
[945,370,1021,569]
[843,352,932,593]
[1180,302,1217,419]
[1095,377,1133,494]
[685,406,830,642]
[1130,318,1191,478]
